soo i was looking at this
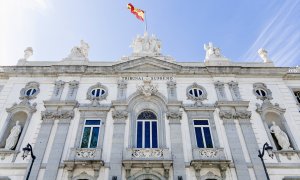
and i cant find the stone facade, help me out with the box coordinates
[0,36,300,180]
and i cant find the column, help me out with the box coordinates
[221,116,251,180]
[66,80,79,100]
[51,80,65,100]
[109,109,128,179]
[25,118,54,180]
[239,116,266,179]
[214,81,227,101]
[43,111,74,180]
[167,110,186,180]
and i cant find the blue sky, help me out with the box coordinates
[0,0,299,66]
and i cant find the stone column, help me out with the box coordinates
[237,110,267,179]
[109,109,128,179]
[25,118,54,180]
[167,110,186,180]
[117,79,127,101]
[43,110,74,180]
[219,110,251,180]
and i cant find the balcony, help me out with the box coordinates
[123,148,172,178]
[191,148,230,178]
[64,148,103,170]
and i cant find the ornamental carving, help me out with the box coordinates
[41,110,74,120]
[112,110,128,120]
[198,148,222,158]
[76,148,96,158]
[166,111,182,121]
[219,110,234,119]
[53,80,65,97]
[214,81,226,100]
[132,148,163,158]
[166,80,176,88]
[235,110,251,119]
[131,32,162,56]
[137,77,158,97]
[19,81,40,101]
[69,80,79,88]
[204,42,223,59]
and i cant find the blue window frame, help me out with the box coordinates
[136,111,158,148]
[25,88,37,96]
[194,120,213,148]
[80,120,101,148]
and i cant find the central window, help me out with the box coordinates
[80,120,101,148]
[194,120,213,148]
[136,111,158,148]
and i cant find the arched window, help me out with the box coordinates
[136,111,158,148]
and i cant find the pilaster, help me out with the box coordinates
[51,80,65,100]
[167,110,186,180]
[66,80,79,100]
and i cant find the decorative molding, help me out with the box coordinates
[67,80,79,100]
[41,110,74,120]
[198,148,221,158]
[228,81,242,101]
[219,110,235,120]
[236,110,251,119]
[19,81,40,101]
[76,148,96,158]
[0,149,19,160]
[137,77,158,97]
[132,148,164,158]
[166,111,182,122]
[6,101,37,114]
[166,80,176,88]
[112,110,128,122]
[186,83,207,105]
[256,100,286,115]
[52,80,65,99]
[117,78,127,89]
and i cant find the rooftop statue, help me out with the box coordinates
[24,47,33,60]
[131,32,161,56]
[258,48,271,63]
[204,42,223,60]
[68,40,90,59]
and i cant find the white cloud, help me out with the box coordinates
[241,1,300,66]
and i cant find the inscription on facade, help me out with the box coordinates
[122,77,174,81]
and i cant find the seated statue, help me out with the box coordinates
[5,121,22,150]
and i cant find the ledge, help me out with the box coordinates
[0,149,20,160]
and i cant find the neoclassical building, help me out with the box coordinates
[0,33,300,180]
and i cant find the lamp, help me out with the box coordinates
[258,142,274,180]
[22,143,36,180]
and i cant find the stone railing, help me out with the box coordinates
[123,148,171,160]
[192,148,226,160]
[68,148,102,161]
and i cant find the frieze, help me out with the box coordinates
[76,148,96,158]
[41,110,74,120]
[122,76,174,81]
[235,110,251,119]
[219,110,235,119]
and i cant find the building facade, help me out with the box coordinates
[0,34,300,180]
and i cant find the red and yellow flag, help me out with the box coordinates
[127,3,145,21]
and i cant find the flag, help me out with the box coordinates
[127,3,145,21]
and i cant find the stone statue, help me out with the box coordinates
[131,32,161,56]
[270,121,292,150]
[24,47,33,60]
[68,40,90,59]
[258,48,271,63]
[5,121,22,150]
[204,42,223,59]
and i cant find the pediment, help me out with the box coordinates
[112,57,181,72]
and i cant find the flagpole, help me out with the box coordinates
[144,11,148,33]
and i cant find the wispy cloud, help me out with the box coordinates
[241,1,300,66]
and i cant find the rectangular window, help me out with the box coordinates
[80,120,101,148]
[194,120,213,148]
[136,120,158,148]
